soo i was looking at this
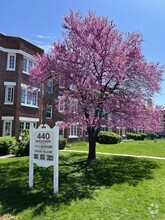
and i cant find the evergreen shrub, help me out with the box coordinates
[12,130,30,156]
[126,132,147,140]
[59,138,67,149]
[0,136,16,156]
[97,131,120,144]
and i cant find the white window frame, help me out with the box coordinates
[22,57,34,74]
[59,128,64,138]
[69,98,78,113]
[46,80,53,94]
[46,105,52,119]
[4,82,16,105]
[69,124,78,138]
[21,84,39,108]
[19,121,31,133]
[4,87,14,105]
[7,53,16,71]
[2,116,14,136]
[3,121,12,136]
[101,125,108,131]
[19,117,39,135]
[58,96,65,112]
[79,128,83,136]
[59,75,65,88]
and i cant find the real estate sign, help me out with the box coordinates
[29,124,59,196]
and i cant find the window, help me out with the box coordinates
[59,128,64,138]
[69,98,78,113]
[46,80,53,94]
[22,57,34,74]
[101,126,108,131]
[69,124,78,138]
[69,84,76,90]
[58,96,65,112]
[59,75,65,87]
[4,82,16,105]
[79,128,83,136]
[3,121,12,136]
[46,105,52,119]
[19,121,36,133]
[21,89,26,104]
[7,53,16,71]
[5,86,14,104]
[21,85,38,107]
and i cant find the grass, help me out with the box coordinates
[68,139,165,158]
[0,153,165,219]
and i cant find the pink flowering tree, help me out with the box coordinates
[30,10,164,161]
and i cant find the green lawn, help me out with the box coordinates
[68,139,165,158]
[0,153,165,219]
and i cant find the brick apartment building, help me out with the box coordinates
[0,33,44,139]
[0,33,84,141]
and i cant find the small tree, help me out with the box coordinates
[30,10,164,161]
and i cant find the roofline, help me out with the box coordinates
[0,32,44,52]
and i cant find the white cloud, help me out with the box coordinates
[33,34,56,41]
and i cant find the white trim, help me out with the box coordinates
[68,136,78,139]
[4,85,14,104]
[19,117,39,122]
[4,103,14,105]
[69,124,78,138]
[22,57,34,74]
[21,83,40,91]
[46,105,52,119]
[4,82,16,86]
[0,46,35,60]
[7,53,16,71]
[3,121,12,136]
[2,116,14,120]
[56,121,63,125]
[21,103,39,108]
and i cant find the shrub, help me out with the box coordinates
[97,131,120,144]
[59,138,67,149]
[126,132,147,141]
[0,136,16,156]
[147,133,158,140]
[139,133,147,140]
[12,130,30,156]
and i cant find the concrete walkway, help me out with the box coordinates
[63,149,165,161]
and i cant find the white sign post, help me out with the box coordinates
[29,123,59,196]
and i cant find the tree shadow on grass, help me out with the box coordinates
[0,154,158,218]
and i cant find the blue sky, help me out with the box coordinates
[0,0,165,106]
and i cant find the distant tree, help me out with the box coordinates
[30,10,164,161]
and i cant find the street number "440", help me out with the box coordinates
[37,133,50,140]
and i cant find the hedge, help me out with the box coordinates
[126,132,147,140]
[97,131,120,144]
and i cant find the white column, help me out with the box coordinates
[29,123,34,188]
[54,125,59,196]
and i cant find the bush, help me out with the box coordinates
[147,133,158,140]
[97,131,120,144]
[0,136,16,156]
[139,133,147,140]
[12,130,30,156]
[126,132,147,141]
[59,138,67,149]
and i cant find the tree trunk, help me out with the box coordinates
[87,126,96,161]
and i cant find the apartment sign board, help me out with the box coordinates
[29,124,59,196]
[34,130,54,162]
